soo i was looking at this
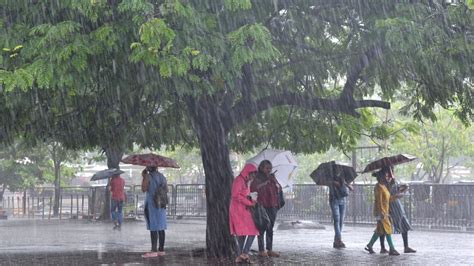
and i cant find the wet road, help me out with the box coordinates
[0,218,472,265]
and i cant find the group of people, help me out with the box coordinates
[229,163,417,263]
[108,161,416,261]
[364,166,416,255]
[229,160,283,263]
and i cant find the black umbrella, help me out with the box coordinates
[310,161,357,186]
[362,154,417,173]
[90,168,125,181]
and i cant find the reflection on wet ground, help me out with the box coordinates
[0,218,472,265]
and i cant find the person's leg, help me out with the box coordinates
[242,235,256,254]
[402,232,416,252]
[386,234,400,255]
[365,232,378,253]
[338,200,346,247]
[266,208,280,256]
[402,232,408,249]
[234,236,244,256]
[110,200,117,226]
[158,230,165,252]
[330,200,341,245]
[257,229,265,253]
[379,235,388,253]
[234,236,246,262]
[266,208,277,251]
[239,236,256,263]
[150,231,158,252]
[117,201,123,227]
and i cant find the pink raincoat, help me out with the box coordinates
[229,164,259,236]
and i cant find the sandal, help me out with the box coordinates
[141,252,159,258]
[241,254,252,264]
[267,250,280,257]
[389,249,400,256]
[365,246,375,254]
[380,248,389,254]
[235,255,243,263]
[404,247,416,253]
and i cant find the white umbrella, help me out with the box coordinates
[247,149,298,188]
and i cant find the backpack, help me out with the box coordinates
[333,184,349,199]
[151,175,169,208]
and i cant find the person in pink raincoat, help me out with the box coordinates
[229,163,259,263]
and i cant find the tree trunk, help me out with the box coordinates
[0,185,5,202]
[200,129,234,257]
[100,146,124,220]
[190,96,235,257]
[53,161,61,216]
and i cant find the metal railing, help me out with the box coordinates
[2,184,473,231]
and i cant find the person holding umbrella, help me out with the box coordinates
[329,171,353,248]
[310,161,357,249]
[109,173,125,230]
[379,166,416,254]
[250,160,282,257]
[229,163,259,263]
[141,166,168,258]
[364,167,400,256]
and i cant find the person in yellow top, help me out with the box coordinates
[364,166,400,256]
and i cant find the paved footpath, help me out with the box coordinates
[0,218,473,265]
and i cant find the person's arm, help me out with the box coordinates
[141,170,150,192]
[374,185,386,219]
[122,179,127,203]
[389,182,403,201]
[231,177,255,207]
[343,180,354,191]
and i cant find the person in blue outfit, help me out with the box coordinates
[329,172,353,248]
[141,166,168,258]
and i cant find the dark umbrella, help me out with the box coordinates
[310,161,357,186]
[362,154,417,173]
[90,168,125,181]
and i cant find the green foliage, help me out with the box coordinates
[224,0,252,11]
[228,23,280,69]
[468,0,474,10]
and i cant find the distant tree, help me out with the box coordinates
[0,0,167,218]
[390,107,474,183]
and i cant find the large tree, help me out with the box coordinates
[1,0,472,257]
[128,1,473,256]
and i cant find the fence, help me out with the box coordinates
[1,184,473,231]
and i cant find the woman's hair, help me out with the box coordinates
[146,166,157,172]
[372,166,392,184]
[258,160,272,172]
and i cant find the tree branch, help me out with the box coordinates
[224,92,389,132]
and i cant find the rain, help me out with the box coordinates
[0,1,473,264]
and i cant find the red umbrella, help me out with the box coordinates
[121,153,180,168]
[362,154,416,173]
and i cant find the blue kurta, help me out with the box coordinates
[388,181,412,234]
[145,171,167,231]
